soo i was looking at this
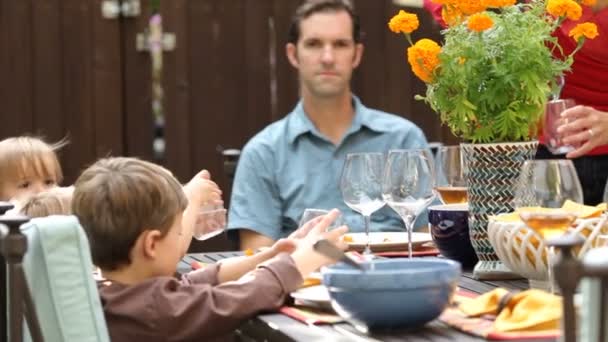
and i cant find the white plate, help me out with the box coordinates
[290,285,331,309]
[345,232,433,252]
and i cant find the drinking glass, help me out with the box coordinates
[434,145,467,204]
[544,99,576,154]
[603,179,608,204]
[382,149,436,258]
[193,207,227,240]
[340,153,386,256]
[513,159,583,293]
[299,208,343,231]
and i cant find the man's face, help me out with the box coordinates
[286,10,363,99]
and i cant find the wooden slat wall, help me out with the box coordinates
[0,0,151,185]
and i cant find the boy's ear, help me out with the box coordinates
[140,229,163,259]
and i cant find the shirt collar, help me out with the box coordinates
[286,95,390,145]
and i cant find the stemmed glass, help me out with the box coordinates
[382,149,436,258]
[513,159,583,293]
[434,145,467,204]
[340,153,386,256]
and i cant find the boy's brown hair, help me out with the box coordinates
[0,136,65,200]
[20,187,73,218]
[72,157,187,271]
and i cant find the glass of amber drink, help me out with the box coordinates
[513,160,583,293]
[434,146,467,204]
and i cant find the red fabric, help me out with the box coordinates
[422,1,608,155]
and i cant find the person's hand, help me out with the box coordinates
[557,105,608,158]
[289,209,349,277]
[182,170,223,209]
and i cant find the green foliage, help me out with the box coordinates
[419,1,569,143]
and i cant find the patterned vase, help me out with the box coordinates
[461,141,538,279]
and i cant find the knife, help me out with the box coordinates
[313,239,367,271]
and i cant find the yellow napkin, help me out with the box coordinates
[495,201,606,223]
[459,289,562,332]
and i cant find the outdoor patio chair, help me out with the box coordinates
[19,215,110,342]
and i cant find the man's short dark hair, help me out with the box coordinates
[287,0,362,44]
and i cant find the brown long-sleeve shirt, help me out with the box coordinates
[97,253,303,342]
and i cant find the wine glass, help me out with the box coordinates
[340,152,386,256]
[434,145,467,204]
[299,208,343,231]
[382,149,436,258]
[513,159,583,293]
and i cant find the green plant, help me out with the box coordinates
[389,0,599,143]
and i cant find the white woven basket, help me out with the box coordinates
[488,213,608,285]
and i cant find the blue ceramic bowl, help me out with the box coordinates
[321,258,461,330]
[428,204,478,267]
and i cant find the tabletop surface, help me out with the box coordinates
[178,252,556,342]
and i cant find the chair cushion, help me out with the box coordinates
[21,215,109,342]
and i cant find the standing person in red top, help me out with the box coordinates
[423,0,608,205]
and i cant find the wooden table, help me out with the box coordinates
[179,252,557,342]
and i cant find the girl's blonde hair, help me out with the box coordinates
[20,186,73,218]
[0,136,66,199]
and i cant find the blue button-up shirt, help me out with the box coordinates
[227,96,428,240]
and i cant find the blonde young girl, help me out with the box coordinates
[0,136,65,203]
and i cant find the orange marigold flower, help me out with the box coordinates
[456,0,488,15]
[569,22,599,41]
[483,0,516,7]
[546,0,582,21]
[407,39,442,83]
[458,57,466,65]
[442,6,464,26]
[467,13,494,32]
[388,10,420,34]
[580,0,597,6]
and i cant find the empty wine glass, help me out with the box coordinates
[513,159,583,293]
[299,208,343,231]
[340,152,386,256]
[382,149,436,258]
[435,145,467,204]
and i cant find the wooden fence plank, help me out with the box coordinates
[32,0,64,141]
[0,0,34,138]
[162,0,192,182]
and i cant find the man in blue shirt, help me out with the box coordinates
[228,0,428,250]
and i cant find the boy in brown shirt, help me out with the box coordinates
[72,157,347,342]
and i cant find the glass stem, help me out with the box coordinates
[404,215,415,259]
[363,214,372,256]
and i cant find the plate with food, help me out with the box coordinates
[290,285,332,310]
[343,232,433,252]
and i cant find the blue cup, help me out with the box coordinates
[428,204,478,268]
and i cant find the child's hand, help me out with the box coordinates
[182,170,223,209]
[289,209,349,277]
